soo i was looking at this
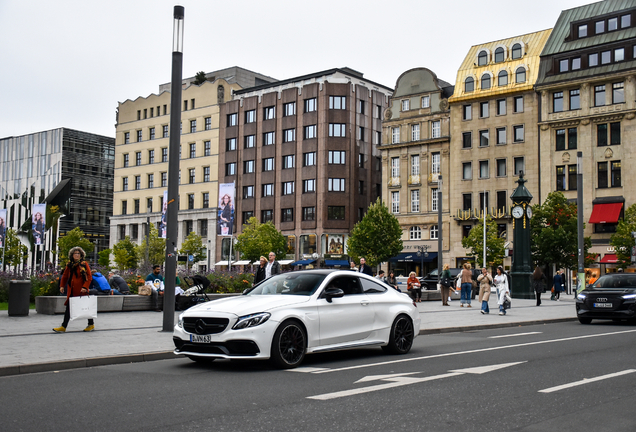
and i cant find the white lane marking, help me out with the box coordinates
[489,332,542,339]
[308,329,636,374]
[309,362,524,401]
[538,369,636,393]
[288,367,329,373]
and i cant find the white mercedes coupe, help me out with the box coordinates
[173,269,420,368]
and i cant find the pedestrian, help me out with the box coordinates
[254,256,267,285]
[375,270,386,282]
[533,266,547,306]
[53,247,95,333]
[460,262,473,308]
[386,270,399,291]
[552,270,564,301]
[108,270,130,295]
[146,265,164,312]
[494,266,509,316]
[440,263,452,306]
[266,252,281,279]
[477,267,493,314]
[407,271,422,302]
[358,258,373,276]
[349,261,358,271]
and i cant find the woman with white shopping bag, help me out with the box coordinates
[53,246,96,333]
[494,266,510,316]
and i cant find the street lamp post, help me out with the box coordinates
[416,245,430,279]
[162,5,184,332]
[576,151,584,295]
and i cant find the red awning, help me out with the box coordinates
[589,203,623,224]
[600,254,618,263]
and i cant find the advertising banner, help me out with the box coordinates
[217,183,235,236]
[0,209,6,248]
[32,204,46,245]
[160,190,168,239]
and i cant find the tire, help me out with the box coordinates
[270,320,306,369]
[382,314,414,354]
[578,317,592,324]
[187,355,216,364]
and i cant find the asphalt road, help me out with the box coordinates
[2,321,636,432]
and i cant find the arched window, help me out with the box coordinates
[498,70,508,86]
[495,47,505,63]
[478,50,488,66]
[409,226,421,240]
[512,43,522,59]
[515,67,526,83]
[465,77,474,92]
[430,225,439,240]
[481,74,491,90]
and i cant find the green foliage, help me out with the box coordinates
[4,229,28,270]
[461,216,506,268]
[610,203,636,269]
[58,227,94,267]
[134,224,166,274]
[193,71,208,85]
[206,271,254,293]
[530,191,591,270]
[113,236,139,270]
[179,231,206,268]
[98,249,111,267]
[235,217,287,263]
[346,198,403,268]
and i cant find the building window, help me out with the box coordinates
[598,122,621,146]
[161,172,167,187]
[578,24,588,38]
[303,152,316,166]
[391,157,400,178]
[302,207,316,221]
[122,177,128,191]
[329,96,346,110]
[244,160,254,174]
[162,125,169,138]
[149,127,155,140]
[572,57,581,70]
[463,193,472,211]
[189,143,196,158]
[263,132,275,145]
[135,176,141,190]
[282,181,295,195]
[496,127,506,145]
[513,125,524,142]
[512,43,522,59]
[556,128,577,151]
[303,179,316,193]
[135,152,141,166]
[498,70,508,86]
[124,132,130,144]
[553,92,563,112]
[411,190,420,212]
[137,130,142,142]
[480,102,489,118]
[496,191,507,213]
[401,99,410,111]
[514,157,525,176]
[244,135,255,149]
[559,59,569,73]
[227,113,237,126]
[479,130,489,147]
[187,194,194,210]
[283,155,295,169]
[148,174,154,188]
[595,85,606,106]
[328,178,345,192]
[263,157,274,171]
[411,155,420,176]
[329,124,346,137]
[243,186,254,198]
[479,192,489,213]
[304,98,317,112]
[515,67,526,84]
[355,99,365,115]
[495,47,505,62]
[478,50,488,66]
[514,96,524,113]
[328,151,346,164]
[411,124,420,141]
[121,201,127,215]
[410,226,421,240]
[570,89,580,110]
[359,154,365,168]
[496,99,506,116]
[481,74,491,90]
[462,162,472,180]
[568,165,577,190]
[281,208,293,223]
[148,150,154,164]
[556,166,565,191]
[421,96,430,108]
[224,163,235,177]
[613,82,625,103]
[430,225,438,240]
[162,148,168,162]
[328,206,345,220]
[601,50,612,64]
[190,120,196,133]
[463,104,472,120]
[283,102,296,117]
[496,158,506,177]
[462,132,472,149]
[357,126,365,141]
[245,110,256,123]
[262,183,274,197]
[598,162,609,188]
[204,117,211,130]
[431,152,440,174]
[479,160,489,179]
[261,210,273,222]
[431,121,441,138]
[283,128,296,143]
[611,161,622,187]
[374,104,382,118]
[432,188,439,211]
[391,191,399,214]
[465,77,474,92]
[123,154,129,167]
[622,14,631,28]
[304,125,317,139]
[203,166,210,182]
[392,127,400,144]
[134,199,140,214]
[264,106,275,120]
[589,52,599,67]
[226,138,237,151]
[242,211,254,224]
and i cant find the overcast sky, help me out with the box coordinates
[0,0,597,139]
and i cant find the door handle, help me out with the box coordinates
[360,301,369,306]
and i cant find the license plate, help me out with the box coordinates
[594,303,613,308]
[190,334,211,343]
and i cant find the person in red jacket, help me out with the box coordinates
[53,247,95,333]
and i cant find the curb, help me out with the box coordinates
[418,317,578,335]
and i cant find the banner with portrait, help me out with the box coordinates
[217,183,235,236]
[0,209,6,248]
[160,190,168,239]
[32,204,46,245]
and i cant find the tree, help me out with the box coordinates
[346,198,403,268]
[57,227,94,267]
[461,216,505,268]
[113,236,139,271]
[4,229,28,270]
[193,71,207,85]
[235,218,286,263]
[179,231,206,268]
[530,191,591,270]
[610,203,636,269]
[98,249,111,267]
[134,224,165,274]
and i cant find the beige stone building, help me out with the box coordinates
[448,29,552,269]
[111,67,276,270]
[380,68,454,277]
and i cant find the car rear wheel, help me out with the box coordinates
[270,320,306,369]
[187,355,216,364]
[578,317,592,324]
[382,314,414,354]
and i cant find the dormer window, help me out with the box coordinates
[465,77,475,92]
[578,24,588,38]
[481,74,491,90]
[511,43,522,59]
[478,50,488,66]
[495,47,505,63]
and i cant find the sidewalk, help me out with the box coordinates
[0,295,577,377]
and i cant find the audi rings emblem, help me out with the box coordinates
[596,298,608,302]
[195,319,207,334]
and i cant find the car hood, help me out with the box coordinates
[183,295,311,317]
[584,288,636,294]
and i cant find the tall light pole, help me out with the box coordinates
[163,5,184,332]
[576,151,584,295]
[437,175,443,283]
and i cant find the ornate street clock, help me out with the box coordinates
[510,172,534,299]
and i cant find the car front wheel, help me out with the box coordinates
[383,314,414,354]
[270,320,306,369]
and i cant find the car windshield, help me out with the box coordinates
[248,273,326,296]
[591,274,636,289]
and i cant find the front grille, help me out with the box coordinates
[183,317,229,335]
[173,337,259,356]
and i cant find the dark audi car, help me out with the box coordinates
[576,274,636,324]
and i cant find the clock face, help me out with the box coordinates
[512,206,524,219]
[526,206,533,219]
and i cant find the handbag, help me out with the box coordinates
[69,295,97,321]
[441,277,452,288]
[138,285,152,296]
[503,294,512,310]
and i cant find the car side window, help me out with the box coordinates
[360,278,388,294]
[329,276,363,295]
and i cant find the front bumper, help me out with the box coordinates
[575,299,636,321]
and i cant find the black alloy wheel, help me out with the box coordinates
[383,315,414,354]
[270,320,306,369]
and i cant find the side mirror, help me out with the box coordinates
[323,287,344,303]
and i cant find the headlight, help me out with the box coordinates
[232,312,271,330]
[177,314,184,328]
[622,294,636,299]
[577,293,586,300]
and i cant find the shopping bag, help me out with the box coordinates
[138,284,152,296]
[69,295,97,321]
